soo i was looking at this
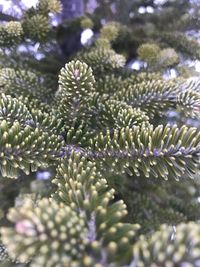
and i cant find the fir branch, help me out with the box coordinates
[87,125,200,180]
[133,222,200,267]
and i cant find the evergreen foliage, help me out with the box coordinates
[0,0,200,266]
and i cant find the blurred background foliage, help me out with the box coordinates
[0,0,200,266]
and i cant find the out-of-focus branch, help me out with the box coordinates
[57,0,84,58]
[0,12,18,22]
[60,0,84,21]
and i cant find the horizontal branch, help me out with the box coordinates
[60,125,200,180]
[0,12,18,22]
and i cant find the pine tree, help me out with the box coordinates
[0,0,200,266]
